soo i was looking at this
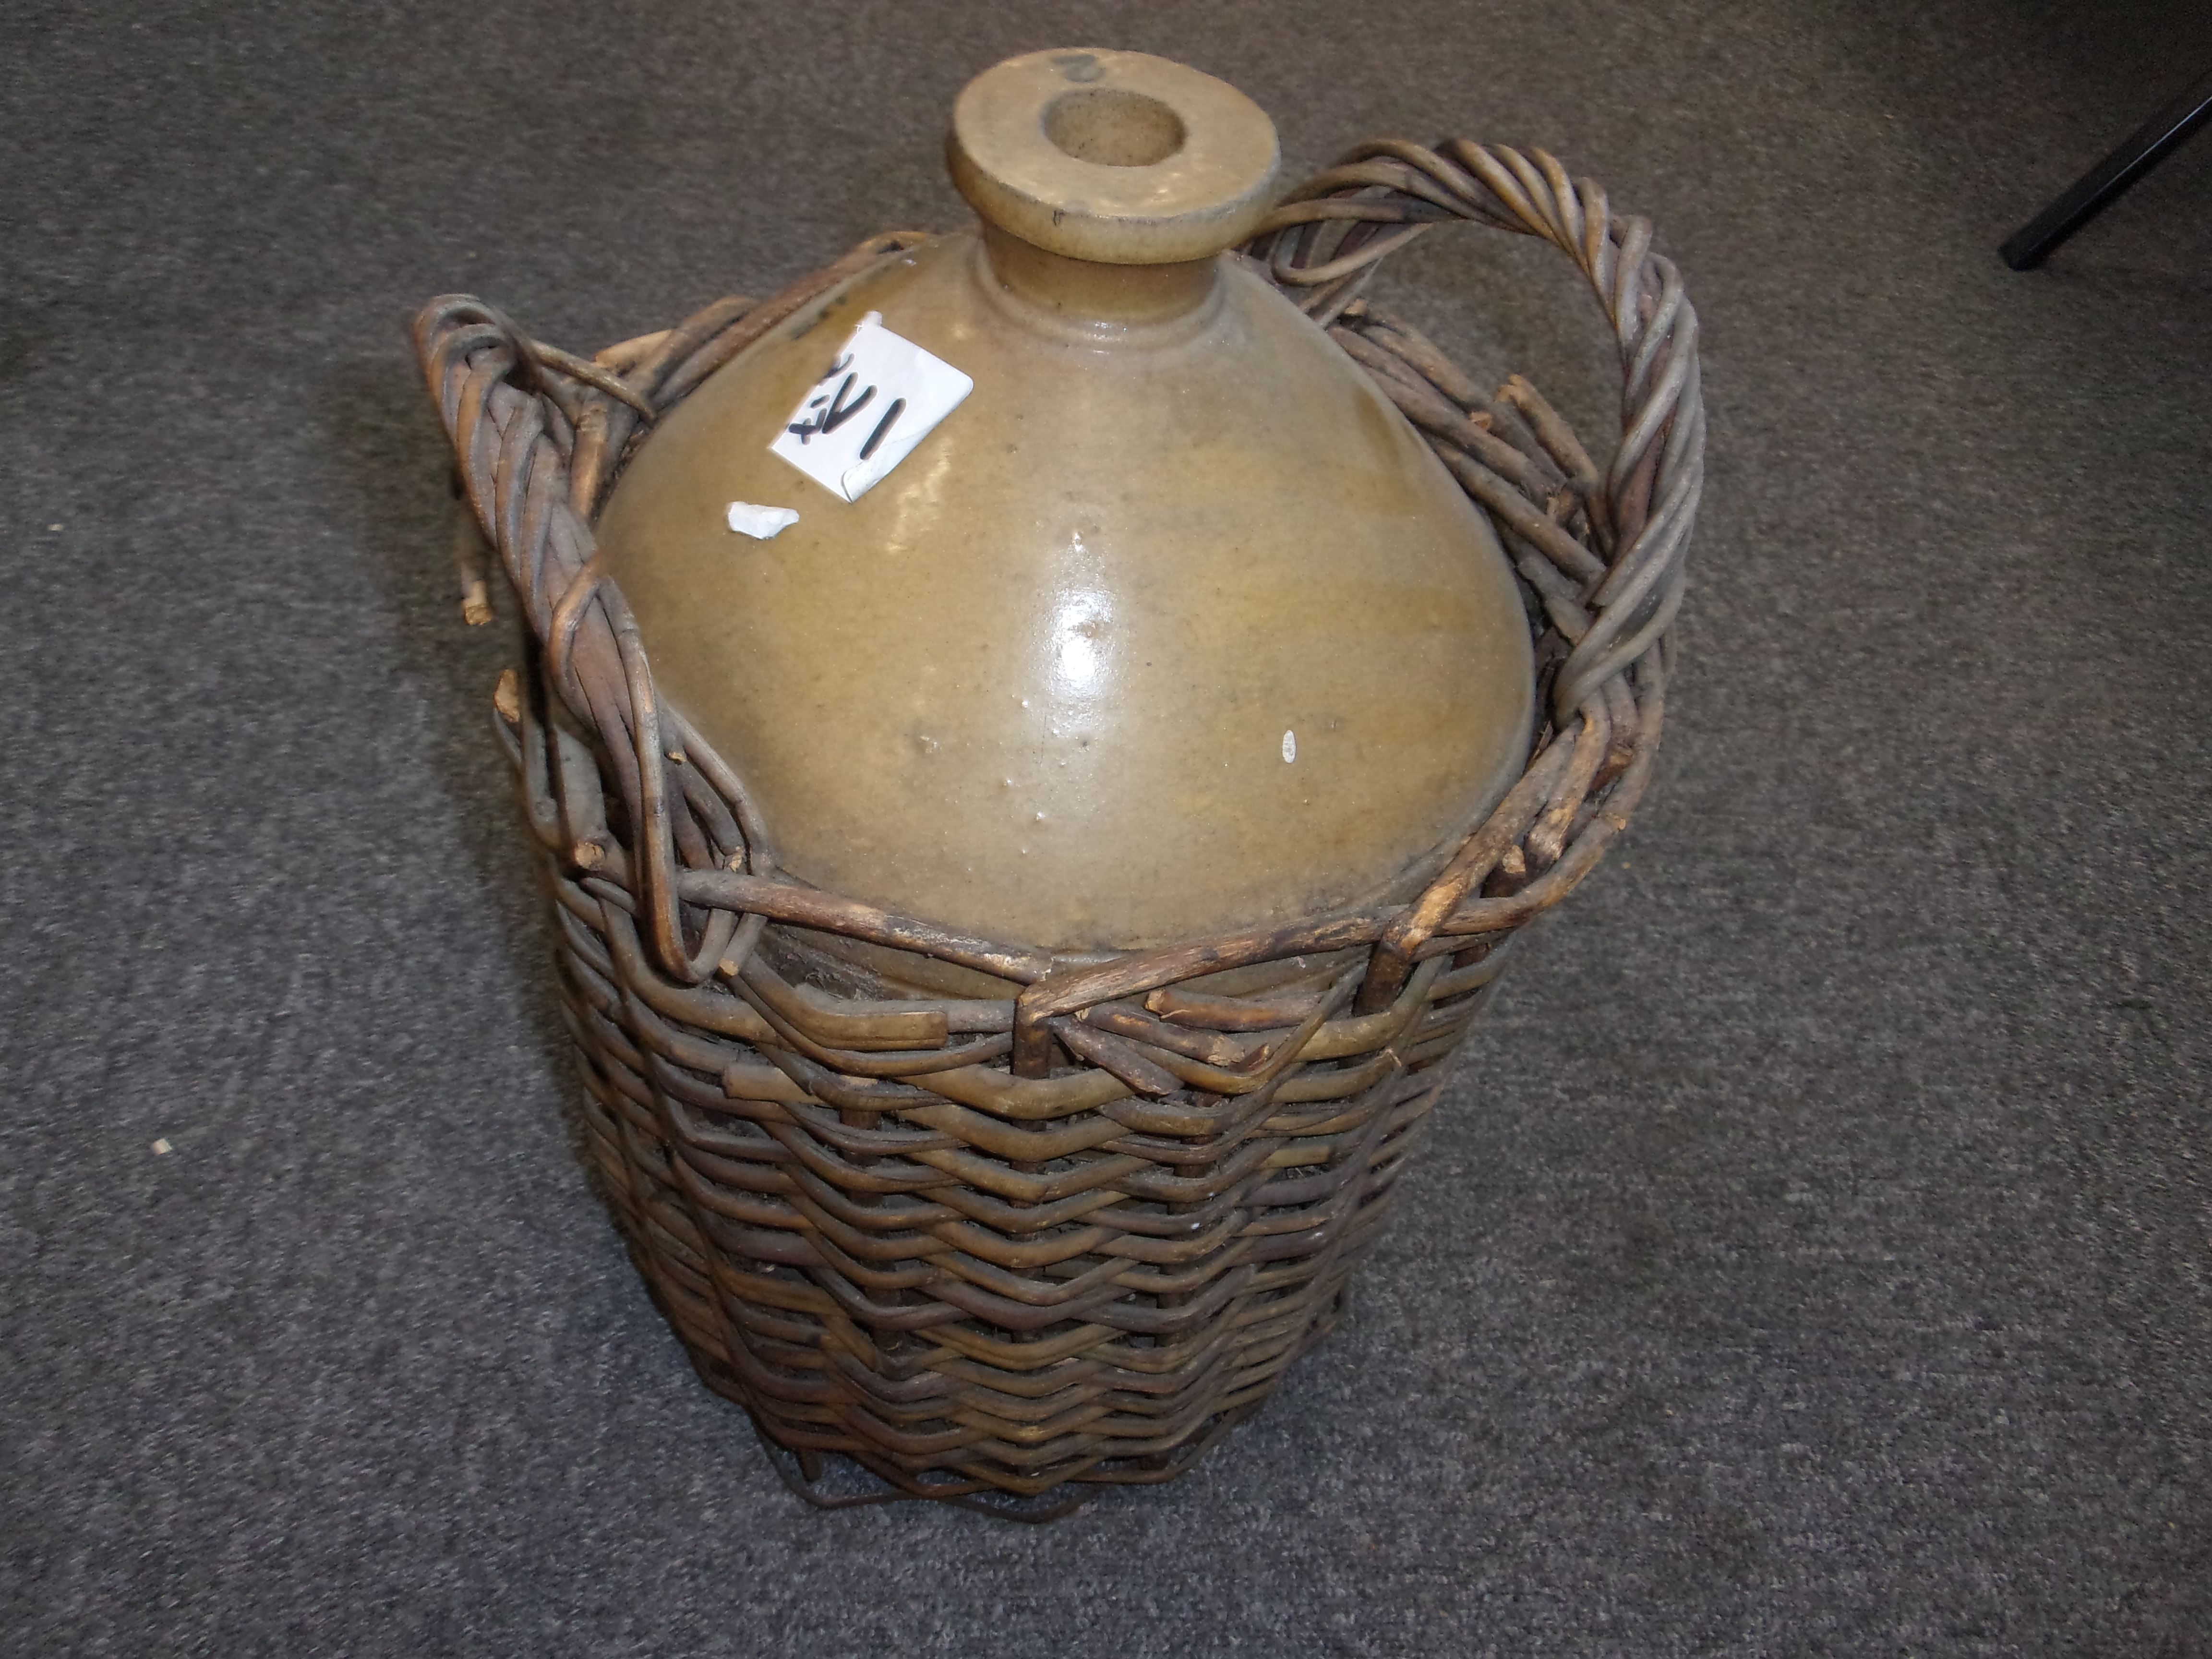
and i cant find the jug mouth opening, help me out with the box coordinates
[1042,88,1188,168]
[949,48,1280,267]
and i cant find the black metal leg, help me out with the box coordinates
[2000,64,2212,269]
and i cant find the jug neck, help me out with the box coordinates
[978,223,1221,334]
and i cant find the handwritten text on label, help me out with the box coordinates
[769,312,973,503]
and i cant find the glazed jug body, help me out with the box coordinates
[594,50,1535,950]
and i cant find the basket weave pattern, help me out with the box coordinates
[413,141,1704,1517]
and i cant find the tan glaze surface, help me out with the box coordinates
[594,51,1534,951]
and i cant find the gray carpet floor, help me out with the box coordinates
[5,0,2210,1652]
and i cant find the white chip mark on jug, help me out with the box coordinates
[151,1138,171,1154]
[1282,730,1297,763]
[727,501,801,540]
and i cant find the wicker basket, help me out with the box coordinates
[413,139,1703,1519]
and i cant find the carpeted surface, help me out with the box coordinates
[5,1,2209,1652]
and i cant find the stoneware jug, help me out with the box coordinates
[413,44,1703,1518]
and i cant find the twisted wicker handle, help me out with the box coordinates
[414,235,930,987]
[1252,138,1703,724]
[1241,139,1703,1015]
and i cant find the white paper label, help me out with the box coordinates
[769,311,973,502]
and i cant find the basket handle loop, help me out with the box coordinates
[1245,142,1704,1015]
[411,236,928,983]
